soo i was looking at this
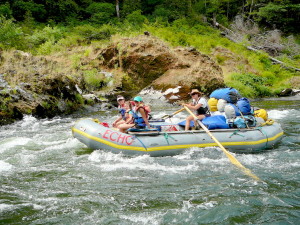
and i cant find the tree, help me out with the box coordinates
[11,0,46,22]
[122,0,141,17]
[125,10,147,27]
[0,3,12,19]
[256,1,300,33]
[86,2,115,24]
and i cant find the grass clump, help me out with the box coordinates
[83,69,107,91]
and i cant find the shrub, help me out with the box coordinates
[27,25,65,46]
[125,10,148,27]
[228,73,273,97]
[86,3,115,24]
[0,3,12,19]
[72,24,115,41]
[83,69,107,91]
[0,16,25,50]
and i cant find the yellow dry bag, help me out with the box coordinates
[208,97,218,112]
[254,109,268,121]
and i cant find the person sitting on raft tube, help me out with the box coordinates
[182,89,210,131]
[112,95,129,128]
[118,96,151,133]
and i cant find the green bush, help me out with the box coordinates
[83,69,107,91]
[73,24,116,41]
[86,3,115,24]
[0,16,25,50]
[228,73,273,97]
[152,7,171,21]
[0,3,12,19]
[28,25,65,46]
[125,10,148,27]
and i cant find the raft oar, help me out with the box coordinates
[162,108,185,119]
[183,106,261,182]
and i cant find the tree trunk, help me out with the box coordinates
[116,0,120,18]
[213,12,217,27]
[248,0,254,19]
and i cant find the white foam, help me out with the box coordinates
[43,138,79,151]
[41,118,62,125]
[20,115,38,127]
[0,137,32,153]
[0,203,44,212]
[268,109,290,120]
[0,161,13,172]
[197,201,218,209]
[0,203,13,211]
[89,151,199,174]
[120,212,161,225]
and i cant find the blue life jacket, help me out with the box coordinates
[119,108,126,120]
[132,107,146,127]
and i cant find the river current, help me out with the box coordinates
[0,98,299,224]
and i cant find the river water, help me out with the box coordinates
[1,98,299,224]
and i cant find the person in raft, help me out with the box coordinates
[118,96,151,133]
[112,95,129,128]
[182,89,210,131]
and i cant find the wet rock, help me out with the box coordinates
[278,88,300,96]
[278,88,293,96]
[82,94,101,103]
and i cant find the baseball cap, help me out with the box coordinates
[133,96,143,102]
[117,95,125,101]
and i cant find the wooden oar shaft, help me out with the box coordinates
[162,108,185,119]
[183,106,261,182]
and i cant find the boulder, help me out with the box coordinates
[97,35,224,101]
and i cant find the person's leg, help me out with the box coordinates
[115,120,125,127]
[197,115,205,120]
[118,123,134,133]
[185,115,194,131]
[194,115,205,129]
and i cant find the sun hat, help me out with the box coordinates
[117,95,125,101]
[133,96,143,102]
[189,89,202,95]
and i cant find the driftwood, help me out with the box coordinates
[216,22,300,72]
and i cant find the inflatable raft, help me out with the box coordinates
[72,118,284,156]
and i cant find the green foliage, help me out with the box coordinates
[122,0,142,18]
[256,3,300,33]
[228,73,272,97]
[86,3,115,24]
[73,24,115,41]
[28,26,65,46]
[0,3,12,19]
[125,10,148,27]
[11,0,46,22]
[75,93,84,104]
[36,40,57,55]
[0,16,25,49]
[83,69,107,90]
[152,7,171,21]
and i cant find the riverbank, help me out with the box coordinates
[1,21,299,125]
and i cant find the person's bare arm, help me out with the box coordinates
[139,108,150,127]
[183,103,202,110]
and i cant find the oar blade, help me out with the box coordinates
[183,106,261,182]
